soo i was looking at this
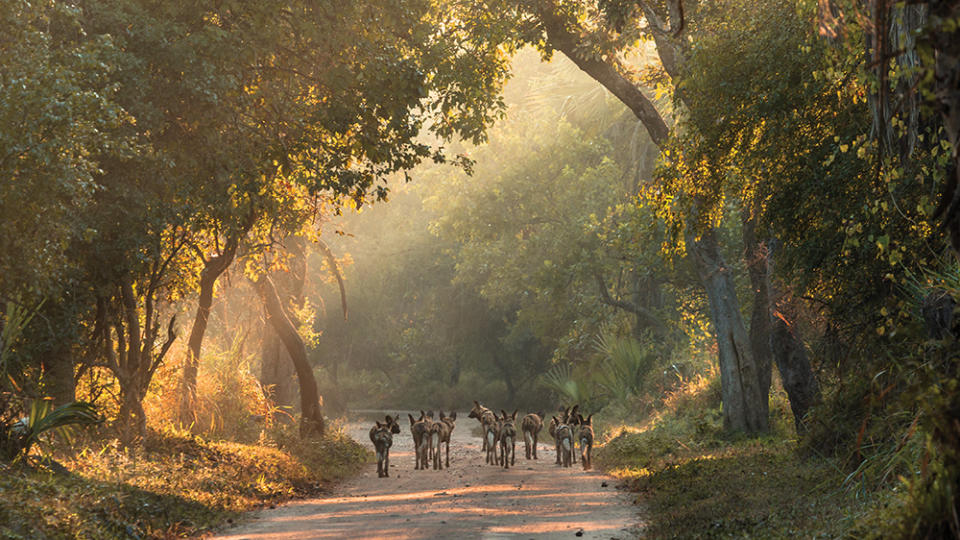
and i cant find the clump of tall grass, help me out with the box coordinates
[145,335,277,443]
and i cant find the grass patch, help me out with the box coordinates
[598,433,878,539]
[593,376,884,539]
[0,425,369,539]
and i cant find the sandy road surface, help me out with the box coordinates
[217,413,642,539]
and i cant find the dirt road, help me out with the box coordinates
[217,413,641,539]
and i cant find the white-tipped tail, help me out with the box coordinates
[506,436,512,446]
[524,431,532,446]
[562,438,571,451]
[487,431,495,448]
[581,438,588,448]
[432,433,439,448]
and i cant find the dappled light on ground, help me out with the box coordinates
[218,415,640,539]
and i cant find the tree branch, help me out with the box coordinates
[595,272,667,332]
[534,2,670,146]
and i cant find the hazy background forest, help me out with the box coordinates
[2,0,959,538]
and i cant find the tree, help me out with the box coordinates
[453,0,770,432]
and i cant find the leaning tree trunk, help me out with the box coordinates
[689,228,768,434]
[261,330,298,415]
[259,237,307,417]
[255,275,324,437]
[178,236,241,426]
[771,315,820,433]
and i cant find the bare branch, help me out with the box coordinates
[315,239,348,321]
[595,272,667,332]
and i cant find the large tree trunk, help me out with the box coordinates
[117,275,146,443]
[743,216,821,432]
[178,235,241,426]
[689,228,768,433]
[771,315,820,433]
[255,274,324,437]
[41,342,76,406]
[742,216,773,427]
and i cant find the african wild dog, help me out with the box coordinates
[436,410,456,468]
[369,415,400,478]
[428,411,450,470]
[577,413,594,470]
[521,411,544,460]
[408,411,432,470]
[468,401,495,452]
[567,404,581,463]
[499,410,517,469]
[552,414,573,467]
[549,406,571,464]
[484,412,501,466]
[424,410,436,462]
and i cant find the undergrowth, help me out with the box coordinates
[0,424,368,539]
[594,372,885,539]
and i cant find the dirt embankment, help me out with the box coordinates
[217,413,642,539]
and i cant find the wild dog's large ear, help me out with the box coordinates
[512,409,518,420]
[385,415,392,424]
[419,410,426,420]
[450,411,456,420]
[376,421,382,428]
[570,404,580,417]
[393,414,400,423]
[586,414,593,424]
[427,410,434,418]
[501,409,508,419]
[473,400,480,407]
[537,411,544,419]
[409,413,416,425]
[552,416,560,424]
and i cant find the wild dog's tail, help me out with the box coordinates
[505,435,513,447]
[432,432,440,450]
[524,430,532,447]
[562,437,571,451]
[486,429,495,449]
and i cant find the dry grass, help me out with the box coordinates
[0,426,368,539]
[593,371,883,539]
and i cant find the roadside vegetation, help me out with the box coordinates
[593,373,880,538]
[0,426,366,539]
[3,0,959,538]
